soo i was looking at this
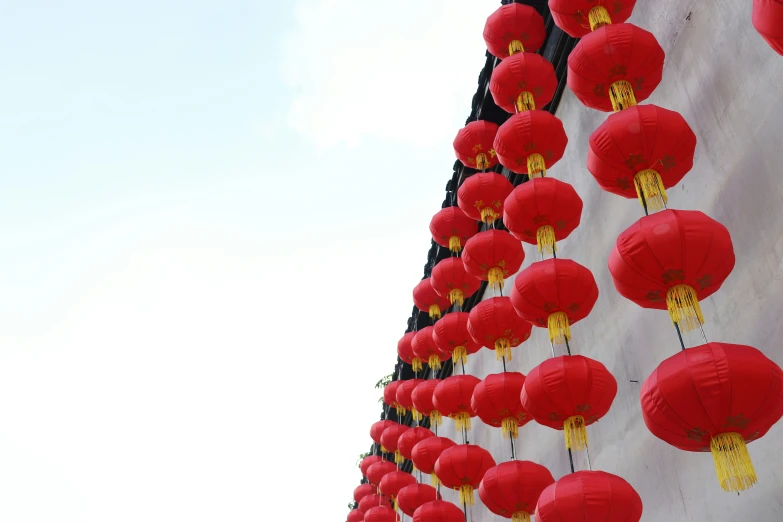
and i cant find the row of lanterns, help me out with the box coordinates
[348,2,783,522]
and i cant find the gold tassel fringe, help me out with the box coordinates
[428,354,442,371]
[564,415,588,451]
[393,498,399,511]
[459,485,475,506]
[430,410,442,427]
[452,411,472,432]
[431,474,441,487]
[634,169,668,211]
[412,357,423,373]
[536,225,556,255]
[666,284,705,333]
[381,445,389,453]
[494,338,512,361]
[527,152,546,178]
[609,80,637,112]
[448,288,465,307]
[516,91,535,112]
[711,432,758,492]
[395,450,405,464]
[488,267,505,291]
[480,207,500,224]
[452,345,468,365]
[396,404,407,416]
[508,40,524,56]
[547,311,571,344]
[501,417,519,439]
[512,512,531,522]
[448,236,462,253]
[428,304,442,320]
[475,153,490,170]
[588,5,612,31]
[411,407,422,422]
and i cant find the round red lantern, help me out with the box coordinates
[412,380,444,427]
[588,104,697,210]
[433,375,481,432]
[434,444,496,505]
[398,427,435,461]
[753,0,783,55]
[348,509,365,522]
[413,278,451,320]
[432,311,482,365]
[381,424,411,464]
[503,177,583,254]
[510,258,598,344]
[361,455,385,478]
[567,23,665,112]
[468,296,532,360]
[380,471,417,507]
[384,381,405,416]
[354,483,378,503]
[371,421,398,452]
[521,355,617,450]
[608,209,735,332]
[641,342,783,492]
[398,331,423,373]
[494,110,568,176]
[397,484,439,517]
[453,120,499,170]
[413,501,464,522]
[431,258,481,308]
[490,52,558,113]
[358,494,392,514]
[412,327,449,371]
[535,470,643,522]
[457,172,514,224]
[483,3,546,58]
[548,0,637,38]
[471,372,530,439]
[430,206,478,254]
[411,436,457,486]
[367,461,399,487]
[364,506,399,522]
[396,379,425,421]
[479,460,555,522]
[462,230,525,292]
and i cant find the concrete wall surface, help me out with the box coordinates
[428,2,783,521]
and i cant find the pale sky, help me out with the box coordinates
[0,1,497,520]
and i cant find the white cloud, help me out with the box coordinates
[283,0,499,150]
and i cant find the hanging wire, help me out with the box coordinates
[673,322,686,351]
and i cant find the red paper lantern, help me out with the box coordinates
[361,455,385,478]
[641,342,783,492]
[433,375,481,432]
[358,494,392,514]
[364,506,400,522]
[453,121,500,170]
[380,471,417,506]
[381,424,411,464]
[588,104,697,210]
[371,422,398,451]
[413,501,464,522]
[567,23,665,112]
[398,331,423,373]
[354,483,378,503]
[412,327,449,371]
[535,470,643,522]
[398,427,435,461]
[490,52,558,113]
[430,207,479,253]
[397,484,439,517]
[483,3,546,58]
[367,461,400,487]
[396,379,426,421]
[384,382,405,416]
[548,0,638,38]
[462,230,525,292]
[510,258,598,344]
[471,372,530,439]
[753,0,783,55]
[348,509,365,522]
[431,258,481,308]
[494,110,568,176]
[412,380,444,428]
[411,437,457,486]
[608,209,735,332]
[467,297,532,360]
[503,177,583,255]
[521,355,617,450]
[432,311,482,366]
[434,444,496,505]
[413,278,451,320]
[457,172,514,224]
[479,460,555,522]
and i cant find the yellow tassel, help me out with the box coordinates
[508,40,524,56]
[431,474,441,487]
[458,485,475,506]
[428,304,442,320]
[536,225,557,255]
[527,152,546,178]
[411,407,423,422]
[488,267,505,292]
[480,207,500,224]
[512,512,531,522]
[448,288,465,307]
[501,418,519,439]
[395,450,405,464]
[396,404,407,416]
[430,410,442,427]
[393,498,399,511]
[588,5,612,31]
[452,345,468,365]
[494,338,512,361]
[381,445,389,453]
[475,152,490,170]
[428,354,442,370]
[448,236,462,253]
[633,169,668,211]
[515,91,535,112]
[609,80,637,112]
[711,433,758,492]
[666,284,705,333]
[412,357,423,373]
[564,415,588,451]
[452,411,472,432]
[547,311,571,344]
